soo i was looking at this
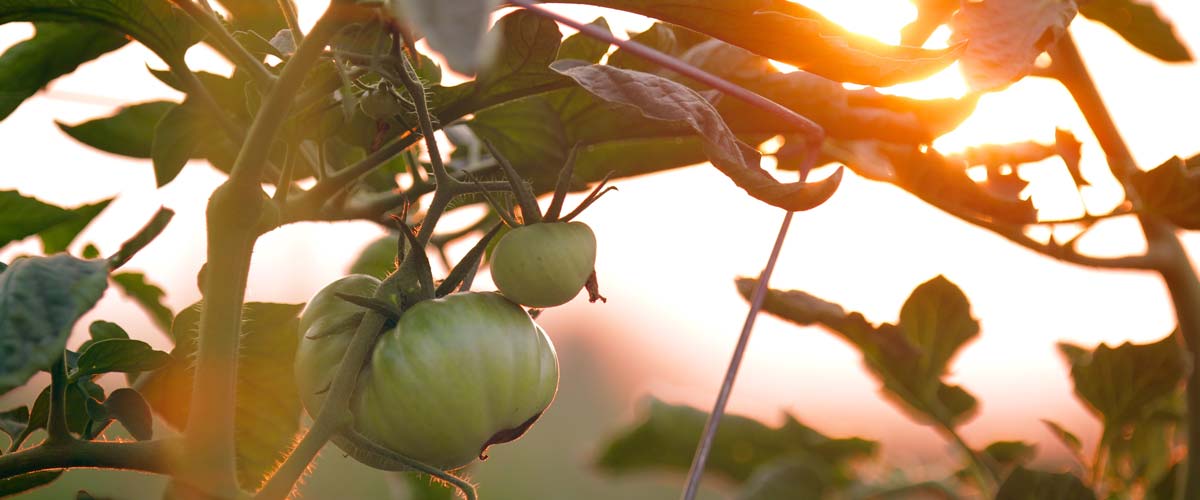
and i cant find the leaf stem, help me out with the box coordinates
[0,439,179,478]
[681,210,792,500]
[170,0,276,88]
[45,355,72,445]
[340,429,477,500]
[1049,31,1200,500]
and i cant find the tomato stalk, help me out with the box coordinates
[44,354,72,445]
[169,0,276,88]
[1048,32,1200,499]
[182,6,353,496]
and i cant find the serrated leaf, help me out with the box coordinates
[995,466,1095,500]
[0,470,64,496]
[393,0,501,75]
[39,198,114,255]
[1079,0,1191,62]
[1058,333,1185,429]
[75,339,170,378]
[111,272,173,333]
[59,101,177,158]
[0,22,128,122]
[951,0,1078,91]
[577,0,960,86]
[596,397,875,483]
[140,301,305,490]
[103,388,154,441]
[0,0,201,62]
[738,275,982,427]
[1130,155,1200,229]
[0,255,108,394]
[0,406,29,440]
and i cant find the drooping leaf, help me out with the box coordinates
[103,388,154,441]
[0,255,108,393]
[596,397,876,483]
[575,0,960,86]
[951,0,1078,91]
[738,275,982,427]
[111,272,174,333]
[151,99,213,187]
[995,466,1095,500]
[0,0,201,62]
[0,22,128,121]
[0,470,64,496]
[1079,0,1192,62]
[140,301,305,491]
[551,61,841,211]
[1130,155,1200,229]
[393,0,501,74]
[1058,333,1186,429]
[58,101,177,158]
[74,339,171,378]
[216,0,287,39]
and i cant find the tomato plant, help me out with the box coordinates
[0,0,1195,499]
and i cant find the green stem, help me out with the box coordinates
[170,0,275,88]
[0,439,179,478]
[939,420,995,497]
[45,355,72,445]
[392,51,460,246]
[277,0,304,45]
[255,311,387,500]
[1050,32,1200,500]
[341,429,477,500]
[180,6,351,496]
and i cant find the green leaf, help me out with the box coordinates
[575,0,960,86]
[151,99,210,187]
[216,0,287,39]
[556,17,612,64]
[0,406,29,440]
[79,320,130,355]
[0,255,109,394]
[140,301,306,490]
[995,466,1095,500]
[958,441,1037,480]
[1058,333,1186,429]
[349,234,400,280]
[0,0,201,62]
[736,456,831,499]
[392,0,501,74]
[58,101,177,158]
[111,272,173,333]
[27,379,106,436]
[0,191,71,249]
[596,397,875,483]
[0,470,64,496]
[74,339,170,378]
[1041,419,1084,458]
[39,198,113,255]
[1079,0,1192,62]
[950,0,1078,91]
[738,275,982,426]
[550,61,840,211]
[0,22,128,121]
[103,388,154,441]
[1130,155,1200,229]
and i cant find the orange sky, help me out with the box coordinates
[1,0,1199,466]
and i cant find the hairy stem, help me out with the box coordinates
[256,311,388,500]
[0,439,180,479]
[1051,32,1200,499]
[181,6,350,496]
[44,355,71,445]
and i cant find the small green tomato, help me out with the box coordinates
[489,221,597,308]
[295,276,559,470]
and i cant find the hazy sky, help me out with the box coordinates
[1,0,1199,465]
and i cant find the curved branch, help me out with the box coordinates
[0,439,179,479]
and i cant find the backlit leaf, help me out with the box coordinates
[0,23,127,121]
[58,101,177,158]
[951,0,1078,91]
[1079,0,1191,62]
[995,466,1095,500]
[0,0,201,62]
[111,272,173,333]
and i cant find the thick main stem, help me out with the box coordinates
[1051,32,1200,498]
[181,7,349,497]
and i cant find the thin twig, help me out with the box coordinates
[681,211,793,500]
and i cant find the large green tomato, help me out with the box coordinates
[295,275,559,470]
[489,221,597,308]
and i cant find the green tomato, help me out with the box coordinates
[489,221,597,308]
[295,276,559,470]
